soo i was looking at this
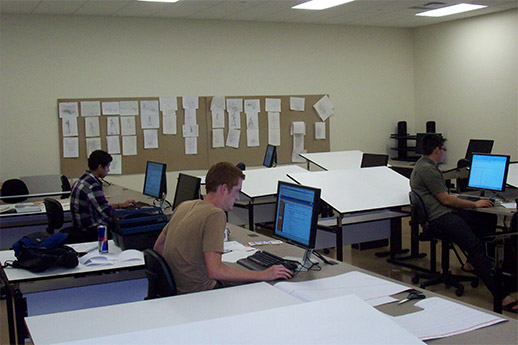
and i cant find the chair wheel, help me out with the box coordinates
[471,280,479,288]
[455,287,464,296]
[412,277,419,284]
[420,284,426,289]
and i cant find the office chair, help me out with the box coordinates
[236,162,246,171]
[61,175,71,199]
[409,191,479,296]
[455,158,471,193]
[1,179,29,203]
[360,153,389,168]
[44,198,95,243]
[143,249,177,299]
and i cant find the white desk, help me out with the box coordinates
[300,150,363,170]
[288,166,410,261]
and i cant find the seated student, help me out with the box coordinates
[154,161,292,294]
[410,134,517,313]
[70,150,135,242]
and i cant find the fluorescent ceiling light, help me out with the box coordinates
[293,0,355,11]
[138,0,179,3]
[416,3,486,17]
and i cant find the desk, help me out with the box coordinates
[299,150,363,170]
[288,166,410,261]
[24,224,517,345]
[0,240,146,344]
[231,165,307,230]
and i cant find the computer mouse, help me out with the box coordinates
[282,262,298,271]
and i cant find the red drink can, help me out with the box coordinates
[97,225,108,253]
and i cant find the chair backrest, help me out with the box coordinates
[61,175,71,199]
[360,153,389,168]
[44,198,65,234]
[143,249,177,299]
[1,179,29,203]
[409,191,430,230]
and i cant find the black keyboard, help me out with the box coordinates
[135,201,151,208]
[458,195,481,202]
[241,251,298,271]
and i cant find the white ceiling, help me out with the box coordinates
[1,0,516,28]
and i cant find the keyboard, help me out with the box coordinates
[458,195,482,202]
[135,201,151,208]
[238,250,298,271]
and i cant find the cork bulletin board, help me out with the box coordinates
[58,94,330,177]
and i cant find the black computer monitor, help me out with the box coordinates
[172,173,201,209]
[143,161,167,201]
[416,133,442,155]
[263,145,277,168]
[360,153,389,168]
[465,139,494,161]
[467,154,510,196]
[273,181,320,269]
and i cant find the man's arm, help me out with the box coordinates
[435,191,493,209]
[204,251,292,282]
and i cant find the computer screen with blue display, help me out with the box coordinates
[467,154,510,195]
[274,181,320,267]
[143,161,167,200]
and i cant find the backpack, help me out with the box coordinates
[4,232,79,273]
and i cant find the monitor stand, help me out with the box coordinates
[284,249,317,272]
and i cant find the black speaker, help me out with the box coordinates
[426,121,436,133]
[397,121,407,135]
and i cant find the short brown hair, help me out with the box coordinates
[205,162,245,193]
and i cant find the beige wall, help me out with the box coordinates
[414,9,517,165]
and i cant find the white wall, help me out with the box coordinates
[413,10,517,165]
[0,14,414,189]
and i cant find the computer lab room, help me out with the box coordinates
[0,0,517,344]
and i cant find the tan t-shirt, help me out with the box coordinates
[161,199,225,294]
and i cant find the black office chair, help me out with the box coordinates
[143,249,177,299]
[455,158,471,193]
[409,191,479,296]
[1,179,29,203]
[61,175,71,199]
[236,162,246,171]
[44,198,95,243]
[360,153,389,168]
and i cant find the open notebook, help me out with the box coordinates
[79,249,143,266]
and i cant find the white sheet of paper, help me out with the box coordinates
[140,101,159,129]
[211,96,225,111]
[268,112,280,129]
[247,129,260,147]
[102,102,120,115]
[244,99,260,113]
[184,108,197,126]
[293,133,305,152]
[86,137,102,157]
[120,116,136,136]
[226,98,243,113]
[315,122,326,139]
[109,154,122,175]
[211,109,225,128]
[182,96,199,109]
[80,101,101,116]
[313,95,334,121]
[119,101,139,116]
[246,112,259,130]
[185,137,197,155]
[163,114,177,135]
[106,136,121,154]
[268,128,281,146]
[63,137,79,158]
[84,117,99,137]
[212,129,225,148]
[59,102,78,118]
[291,121,306,135]
[182,124,199,138]
[228,110,241,129]
[107,117,120,135]
[159,97,177,112]
[290,97,305,111]
[226,129,241,148]
[122,136,137,156]
[143,130,159,149]
[265,98,281,112]
[62,114,78,137]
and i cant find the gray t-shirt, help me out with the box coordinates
[410,156,452,221]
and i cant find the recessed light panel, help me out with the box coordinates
[416,3,487,17]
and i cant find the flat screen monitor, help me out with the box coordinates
[467,154,510,194]
[263,145,277,168]
[416,133,442,155]
[360,153,389,168]
[465,139,494,161]
[143,161,167,200]
[172,173,201,209]
[274,181,320,268]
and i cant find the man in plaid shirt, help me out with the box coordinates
[70,150,135,241]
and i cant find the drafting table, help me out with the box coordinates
[299,150,363,170]
[0,239,146,345]
[288,166,411,261]
[231,165,308,230]
[24,224,517,345]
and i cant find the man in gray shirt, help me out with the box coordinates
[410,134,516,313]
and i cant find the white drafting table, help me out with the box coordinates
[299,150,363,170]
[25,282,303,345]
[232,165,308,230]
[288,166,411,261]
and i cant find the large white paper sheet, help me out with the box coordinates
[184,108,197,126]
[265,98,281,112]
[268,128,281,146]
[86,137,101,157]
[290,97,305,111]
[120,116,136,136]
[212,129,225,148]
[80,101,100,117]
[162,114,177,135]
[246,112,259,130]
[63,137,79,158]
[211,109,225,128]
[106,136,120,154]
[313,95,334,121]
[122,136,137,156]
[101,102,119,115]
[185,137,197,155]
[182,96,199,110]
[268,112,280,129]
[59,102,78,118]
[315,121,326,139]
[226,98,243,113]
[246,129,260,147]
[106,117,120,135]
[84,117,99,137]
[228,110,241,129]
[182,124,199,138]
[143,130,158,149]
[244,99,260,113]
[140,100,159,129]
[109,154,122,175]
[159,97,177,112]
[226,129,241,148]
[210,96,225,111]
[119,101,139,116]
[62,115,78,137]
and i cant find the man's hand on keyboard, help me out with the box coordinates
[261,265,293,281]
[474,199,494,208]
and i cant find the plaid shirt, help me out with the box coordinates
[70,171,114,231]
